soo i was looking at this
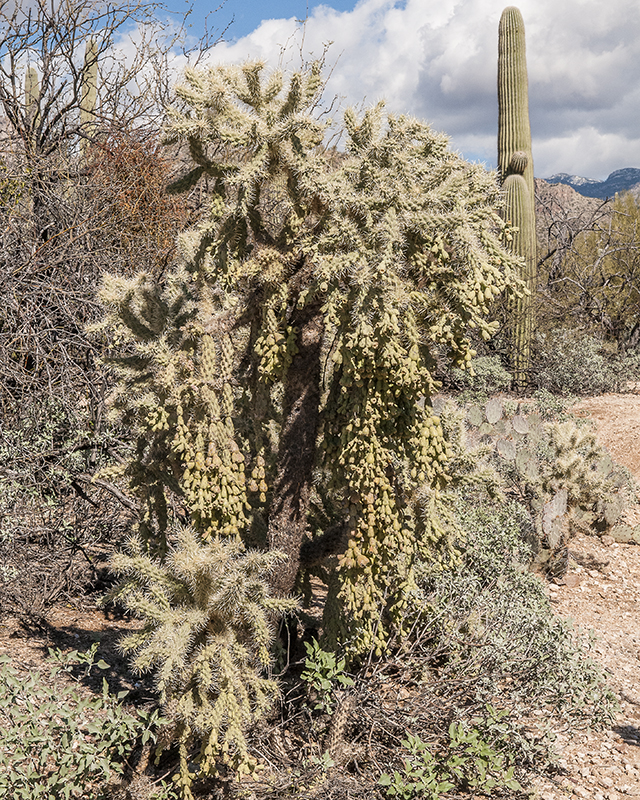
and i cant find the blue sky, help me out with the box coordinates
[160,0,640,181]
[209,1,359,41]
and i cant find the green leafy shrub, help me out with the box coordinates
[418,495,617,730]
[379,732,454,799]
[450,354,513,399]
[0,645,169,800]
[379,713,522,799]
[300,639,354,714]
[106,529,297,797]
[533,329,640,395]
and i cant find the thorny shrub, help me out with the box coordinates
[449,354,513,400]
[418,495,617,730]
[0,125,200,619]
[0,397,134,618]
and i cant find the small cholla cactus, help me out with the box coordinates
[107,529,297,796]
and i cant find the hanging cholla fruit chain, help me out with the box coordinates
[174,333,250,539]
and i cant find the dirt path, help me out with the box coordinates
[530,394,640,800]
[572,394,640,480]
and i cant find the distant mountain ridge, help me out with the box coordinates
[544,168,640,199]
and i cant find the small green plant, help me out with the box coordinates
[300,639,354,714]
[379,714,521,800]
[379,733,453,799]
[0,645,168,800]
[309,751,336,770]
[446,710,521,793]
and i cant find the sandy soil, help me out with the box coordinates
[572,394,640,480]
[528,395,640,800]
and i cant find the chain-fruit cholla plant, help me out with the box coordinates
[98,60,522,782]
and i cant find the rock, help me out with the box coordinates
[601,535,615,547]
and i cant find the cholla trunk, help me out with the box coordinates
[267,301,323,596]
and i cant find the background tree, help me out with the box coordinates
[0,0,216,618]
[538,191,640,347]
[535,179,609,292]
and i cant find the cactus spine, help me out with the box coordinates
[498,6,536,386]
[80,39,98,151]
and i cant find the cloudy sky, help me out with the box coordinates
[170,0,640,181]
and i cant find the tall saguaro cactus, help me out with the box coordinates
[24,65,40,149]
[498,6,536,386]
[80,38,98,152]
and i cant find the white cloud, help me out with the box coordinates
[191,0,640,180]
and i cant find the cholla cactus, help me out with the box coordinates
[99,60,524,676]
[107,529,297,797]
